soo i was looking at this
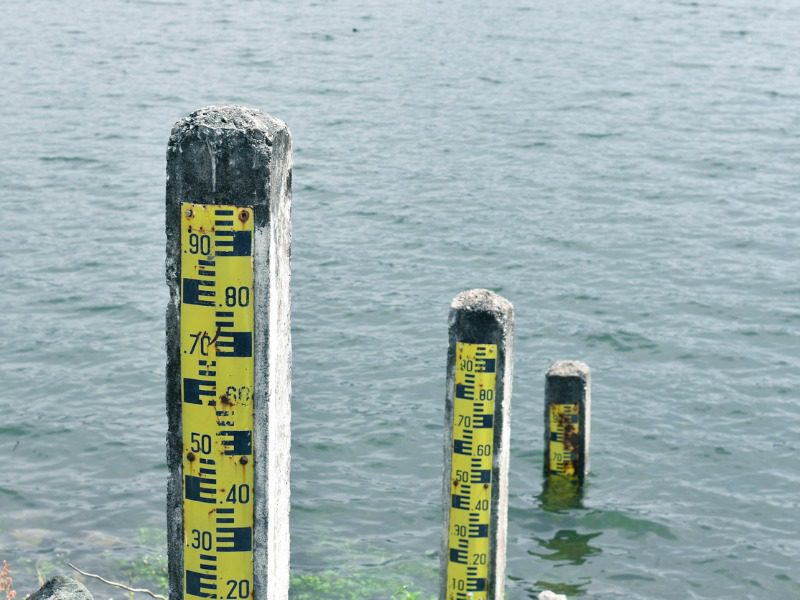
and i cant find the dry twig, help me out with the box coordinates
[66,563,166,600]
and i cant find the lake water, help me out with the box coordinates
[1,1,799,599]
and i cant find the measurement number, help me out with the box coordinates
[188,233,211,255]
[226,484,251,504]
[226,580,250,599]
[190,529,212,550]
[225,286,250,307]
[190,432,211,454]
[225,386,252,405]
[189,331,213,356]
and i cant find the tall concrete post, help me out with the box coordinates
[441,289,514,600]
[544,361,591,485]
[166,106,292,600]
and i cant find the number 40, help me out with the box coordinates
[226,484,250,504]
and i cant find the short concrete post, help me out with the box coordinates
[166,106,292,600]
[544,361,591,485]
[441,289,514,600]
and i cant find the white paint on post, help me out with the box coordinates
[266,125,292,600]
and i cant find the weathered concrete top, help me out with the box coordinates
[168,105,287,151]
[450,288,513,325]
[166,105,291,206]
[547,360,590,380]
[448,288,513,346]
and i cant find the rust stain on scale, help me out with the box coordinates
[180,202,256,600]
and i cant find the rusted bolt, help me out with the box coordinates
[185,208,193,218]
[483,483,489,489]
[220,394,232,405]
[240,456,249,465]
[187,452,196,462]
[238,210,249,223]
[453,480,459,487]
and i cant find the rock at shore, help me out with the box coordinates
[29,576,93,600]
[538,591,569,600]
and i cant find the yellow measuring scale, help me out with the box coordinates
[180,203,255,600]
[548,403,580,479]
[446,342,497,600]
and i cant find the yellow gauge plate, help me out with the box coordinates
[446,342,497,600]
[180,202,255,600]
[548,403,580,478]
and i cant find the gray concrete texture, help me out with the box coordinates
[165,106,292,600]
[440,289,514,600]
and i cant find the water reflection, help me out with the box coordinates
[538,475,584,512]
[523,529,601,598]
[529,529,602,566]
[525,477,600,597]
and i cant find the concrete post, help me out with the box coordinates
[441,289,514,600]
[166,106,292,600]
[544,361,591,486]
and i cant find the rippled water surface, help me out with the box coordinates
[2,1,799,599]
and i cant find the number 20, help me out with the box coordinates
[226,580,250,599]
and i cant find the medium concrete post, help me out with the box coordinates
[441,289,514,600]
[166,106,292,600]
[544,361,591,485]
